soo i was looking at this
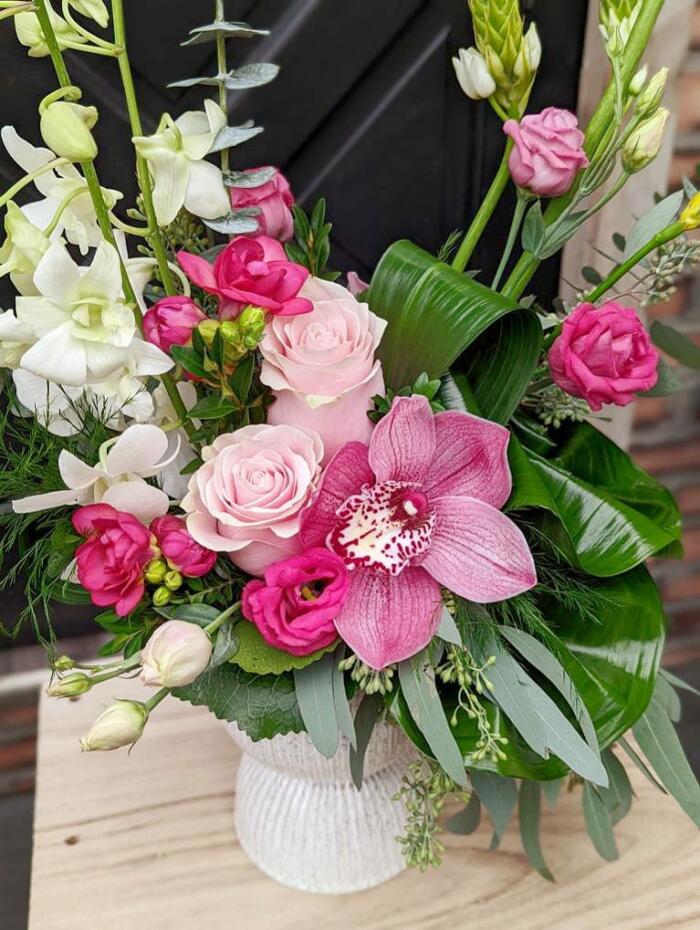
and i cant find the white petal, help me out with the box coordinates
[130,338,174,376]
[105,424,170,477]
[15,297,69,338]
[58,448,102,489]
[121,387,155,423]
[1,126,55,174]
[20,322,87,385]
[20,198,57,231]
[33,241,80,303]
[80,242,122,301]
[12,486,91,514]
[145,148,189,227]
[0,309,34,343]
[184,160,230,220]
[84,342,129,382]
[204,99,227,137]
[124,257,156,310]
[101,479,170,523]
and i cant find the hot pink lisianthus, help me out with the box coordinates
[503,107,589,197]
[182,424,324,576]
[229,168,295,242]
[261,277,387,460]
[177,236,312,320]
[300,396,536,669]
[549,301,659,411]
[150,515,217,577]
[242,549,348,655]
[143,296,206,353]
[73,503,157,616]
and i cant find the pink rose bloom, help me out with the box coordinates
[150,515,217,577]
[549,301,659,412]
[72,503,157,617]
[503,107,589,197]
[182,424,324,576]
[301,396,537,670]
[261,277,387,460]
[229,167,295,242]
[177,236,312,321]
[242,549,349,656]
[143,296,206,353]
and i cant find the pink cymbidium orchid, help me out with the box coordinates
[300,395,536,669]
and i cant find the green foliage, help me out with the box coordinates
[651,320,700,370]
[293,648,355,758]
[349,693,384,790]
[285,198,339,280]
[233,620,337,675]
[369,372,445,423]
[518,782,554,881]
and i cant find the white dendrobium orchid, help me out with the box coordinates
[12,424,180,524]
[12,240,161,387]
[68,0,109,28]
[151,380,199,499]
[452,47,496,101]
[0,202,51,296]
[133,100,230,227]
[1,126,122,255]
[14,4,86,58]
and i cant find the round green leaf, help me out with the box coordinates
[231,621,338,675]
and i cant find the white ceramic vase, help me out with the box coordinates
[226,719,418,894]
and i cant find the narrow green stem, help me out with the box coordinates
[42,186,85,235]
[61,38,120,56]
[61,0,116,49]
[0,3,32,20]
[502,0,666,300]
[0,157,69,208]
[215,0,229,174]
[205,602,241,637]
[109,212,150,236]
[585,222,685,303]
[492,192,528,290]
[145,688,170,712]
[89,654,142,685]
[452,139,513,273]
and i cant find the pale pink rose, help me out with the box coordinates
[261,277,387,460]
[143,296,206,353]
[549,301,659,411]
[503,107,589,197]
[182,424,324,576]
[229,167,295,242]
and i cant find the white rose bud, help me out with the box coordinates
[622,108,669,174]
[47,672,92,698]
[140,620,213,689]
[40,100,98,163]
[452,47,496,101]
[80,700,148,752]
[635,67,669,117]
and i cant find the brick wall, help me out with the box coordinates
[631,1,700,649]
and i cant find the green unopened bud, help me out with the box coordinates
[164,570,183,592]
[80,700,148,752]
[40,100,98,162]
[47,672,92,698]
[622,108,669,173]
[197,319,221,347]
[628,65,648,98]
[152,586,172,607]
[220,306,266,359]
[635,67,668,117]
[680,193,700,231]
[54,655,75,672]
[145,559,168,585]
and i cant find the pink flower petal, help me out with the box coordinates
[423,411,512,509]
[368,395,435,484]
[72,503,118,536]
[335,566,442,669]
[177,251,218,290]
[420,496,537,603]
[300,442,374,548]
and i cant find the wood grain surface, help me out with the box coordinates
[29,677,700,930]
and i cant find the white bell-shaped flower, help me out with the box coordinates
[452,47,496,101]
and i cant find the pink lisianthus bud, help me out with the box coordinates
[177,236,313,321]
[346,271,370,297]
[140,620,213,688]
[80,700,148,752]
[242,549,349,656]
[503,107,589,197]
[150,515,217,577]
[549,301,660,411]
[72,503,157,617]
[229,167,295,242]
[143,296,207,353]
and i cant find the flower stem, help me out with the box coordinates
[145,687,170,713]
[204,602,241,637]
[0,157,70,208]
[0,3,32,20]
[42,186,85,236]
[452,139,513,273]
[492,191,528,290]
[215,0,229,174]
[60,0,116,49]
[501,0,666,300]
[584,221,685,303]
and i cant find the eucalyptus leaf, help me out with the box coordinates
[223,63,279,90]
[650,320,700,370]
[332,647,356,750]
[294,654,340,759]
[582,782,619,861]
[470,770,517,845]
[618,736,667,793]
[641,358,683,397]
[210,622,239,668]
[600,749,633,825]
[518,782,554,881]
[225,166,277,189]
[623,190,684,261]
[397,651,467,787]
[203,209,261,235]
[210,124,264,154]
[541,778,564,807]
[446,793,481,835]
[350,693,384,790]
[160,603,221,628]
[521,201,546,255]
[182,21,270,46]
[437,607,462,646]
[653,675,682,723]
[660,668,700,697]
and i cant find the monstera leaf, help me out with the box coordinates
[368,241,541,406]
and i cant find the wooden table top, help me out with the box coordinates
[29,677,700,930]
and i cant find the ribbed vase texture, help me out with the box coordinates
[227,719,417,894]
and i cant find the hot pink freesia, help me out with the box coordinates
[503,107,589,197]
[177,235,312,321]
[242,548,348,656]
[150,515,217,577]
[229,167,295,242]
[261,277,386,460]
[143,296,206,354]
[73,503,157,617]
[300,396,536,669]
[549,301,659,411]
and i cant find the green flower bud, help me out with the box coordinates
[622,108,669,174]
[40,100,98,162]
[628,65,648,98]
[635,67,668,118]
[197,319,221,347]
[152,586,172,607]
[145,559,168,585]
[164,570,183,592]
[47,672,92,698]
[54,655,75,672]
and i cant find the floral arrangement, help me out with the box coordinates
[1,0,700,879]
